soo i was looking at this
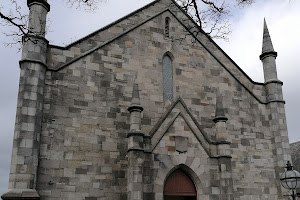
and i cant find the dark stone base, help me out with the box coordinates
[1,189,40,200]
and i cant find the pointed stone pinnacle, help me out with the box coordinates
[213,93,228,123]
[131,79,140,105]
[128,80,143,113]
[262,19,275,54]
[215,95,225,118]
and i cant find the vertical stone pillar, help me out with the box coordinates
[127,81,144,200]
[213,95,233,200]
[260,19,291,197]
[1,1,50,199]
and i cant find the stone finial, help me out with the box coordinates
[127,80,144,142]
[131,79,141,106]
[128,80,143,113]
[213,94,228,123]
[262,19,274,53]
[216,95,225,117]
[213,93,229,144]
[260,19,277,60]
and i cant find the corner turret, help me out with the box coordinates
[260,19,284,103]
[260,19,279,83]
[27,0,50,36]
[127,80,144,133]
[213,95,228,142]
[22,0,50,63]
[1,1,50,199]
[127,80,145,200]
[213,94,233,199]
[259,19,291,198]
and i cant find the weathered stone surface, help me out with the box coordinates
[290,141,300,194]
[291,141,300,172]
[4,0,292,200]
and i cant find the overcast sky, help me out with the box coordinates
[0,0,299,195]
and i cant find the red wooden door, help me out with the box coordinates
[164,169,197,200]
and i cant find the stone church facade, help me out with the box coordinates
[290,142,300,195]
[1,0,292,199]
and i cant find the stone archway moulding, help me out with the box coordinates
[147,97,231,158]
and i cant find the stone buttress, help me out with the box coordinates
[127,81,145,200]
[213,95,233,200]
[1,0,50,199]
[260,19,291,197]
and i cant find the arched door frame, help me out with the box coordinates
[164,169,197,198]
[162,164,203,200]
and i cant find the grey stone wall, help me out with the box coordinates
[35,1,286,198]
[46,0,266,104]
[290,141,300,195]
[1,1,50,199]
[291,141,300,172]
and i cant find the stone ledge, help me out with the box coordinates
[1,189,40,200]
[127,131,145,138]
[266,100,285,104]
[19,59,48,69]
[127,148,144,152]
[127,104,143,113]
[264,79,283,85]
[213,116,228,123]
[259,51,278,60]
[211,155,233,159]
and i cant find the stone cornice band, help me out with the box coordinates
[127,105,143,113]
[127,131,145,138]
[213,116,228,123]
[127,148,144,152]
[27,0,50,12]
[259,51,278,60]
[19,59,47,69]
[264,79,283,85]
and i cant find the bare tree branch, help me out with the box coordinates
[0,0,255,49]
[0,0,30,48]
[175,0,235,40]
[65,0,107,11]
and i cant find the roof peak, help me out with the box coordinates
[262,19,275,54]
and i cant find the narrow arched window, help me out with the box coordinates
[165,17,170,37]
[163,55,173,101]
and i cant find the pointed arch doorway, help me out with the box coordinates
[164,169,197,200]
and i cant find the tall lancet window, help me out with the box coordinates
[165,17,170,37]
[163,55,173,101]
